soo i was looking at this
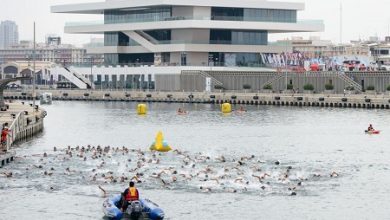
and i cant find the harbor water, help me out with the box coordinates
[1,101,390,219]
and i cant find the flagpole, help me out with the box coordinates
[339,2,343,44]
[33,22,36,108]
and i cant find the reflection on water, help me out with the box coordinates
[1,101,390,219]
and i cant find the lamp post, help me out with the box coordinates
[90,56,94,90]
[285,40,288,92]
[32,22,36,108]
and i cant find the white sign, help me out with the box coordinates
[205,77,211,92]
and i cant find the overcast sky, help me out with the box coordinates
[0,0,389,46]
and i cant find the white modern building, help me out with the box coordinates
[49,0,324,90]
[52,0,323,67]
[0,20,19,49]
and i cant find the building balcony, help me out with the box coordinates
[64,19,324,34]
[85,43,291,54]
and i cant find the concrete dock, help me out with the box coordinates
[5,90,390,110]
[0,102,46,168]
[0,151,15,168]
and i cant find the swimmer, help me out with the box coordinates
[131,175,142,183]
[236,106,247,113]
[199,186,212,193]
[44,171,53,176]
[177,108,187,114]
[252,174,264,183]
[330,171,339,178]
[1,172,12,178]
[216,155,226,163]
[98,185,107,197]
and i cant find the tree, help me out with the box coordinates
[243,84,251,90]
[325,83,334,90]
[303,84,314,91]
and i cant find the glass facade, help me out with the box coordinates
[144,30,171,41]
[118,53,154,65]
[104,54,118,65]
[209,52,263,67]
[210,29,268,45]
[211,7,297,23]
[104,7,172,24]
[104,32,140,46]
[104,53,154,66]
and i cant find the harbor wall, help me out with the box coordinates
[5,90,390,110]
[157,71,390,93]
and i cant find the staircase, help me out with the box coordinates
[181,70,224,88]
[123,31,157,52]
[260,74,285,89]
[135,31,159,44]
[199,71,223,86]
[55,67,89,89]
[337,72,362,92]
[68,67,95,89]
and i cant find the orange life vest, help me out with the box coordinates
[125,187,139,201]
[1,129,8,142]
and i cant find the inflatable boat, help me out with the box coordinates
[103,194,164,220]
[365,130,380,134]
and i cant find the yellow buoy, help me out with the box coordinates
[150,131,172,152]
[137,104,147,115]
[221,103,232,113]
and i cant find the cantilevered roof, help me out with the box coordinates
[51,0,305,14]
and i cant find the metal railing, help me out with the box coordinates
[337,72,363,92]
[7,111,23,151]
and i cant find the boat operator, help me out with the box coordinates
[121,181,140,211]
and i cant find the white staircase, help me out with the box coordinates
[68,67,95,89]
[54,67,88,89]
[261,74,285,89]
[123,31,158,52]
[337,72,362,92]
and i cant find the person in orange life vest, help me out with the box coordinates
[1,123,10,152]
[121,181,140,211]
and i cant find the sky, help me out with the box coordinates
[0,0,389,46]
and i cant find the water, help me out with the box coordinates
[1,101,390,219]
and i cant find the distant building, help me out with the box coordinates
[277,36,332,58]
[370,44,390,65]
[83,38,104,48]
[0,42,103,66]
[46,35,62,46]
[277,37,370,58]
[328,44,370,57]
[0,20,19,49]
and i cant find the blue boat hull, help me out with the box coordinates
[103,195,164,220]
